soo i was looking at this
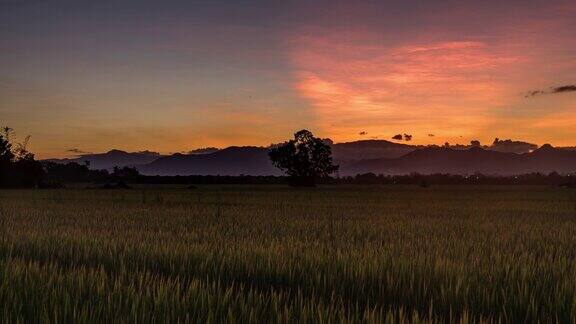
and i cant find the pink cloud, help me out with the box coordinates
[281,0,576,145]
[289,34,530,142]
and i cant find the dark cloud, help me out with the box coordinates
[67,148,90,154]
[359,131,367,135]
[428,134,435,137]
[188,147,220,154]
[525,84,576,97]
[392,134,412,141]
[552,85,576,93]
[525,90,545,97]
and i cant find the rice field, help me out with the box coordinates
[1,185,576,323]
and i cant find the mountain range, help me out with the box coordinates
[47,149,162,170]
[45,140,576,176]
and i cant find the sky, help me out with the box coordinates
[0,0,575,158]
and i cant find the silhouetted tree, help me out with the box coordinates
[13,152,44,187]
[0,127,43,188]
[471,140,481,147]
[392,134,403,141]
[0,128,15,185]
[268,130,338,186]
[43,161,108,183]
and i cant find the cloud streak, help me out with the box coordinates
[553,85,576,93]
[525,84,576,97]
[67,148,91,155]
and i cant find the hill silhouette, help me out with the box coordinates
[43,141,576,176]
[139,146,280,176]
[46,150,162,170]
[345,145,576,175]
[331,140,417,161]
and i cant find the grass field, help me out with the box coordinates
[1,185,576,322]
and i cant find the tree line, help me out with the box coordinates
[37,170,576,186]
[1,127,575,188]
[0,126,143,188]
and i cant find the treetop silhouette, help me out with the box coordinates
[268,130,338,186]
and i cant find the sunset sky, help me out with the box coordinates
[1,0,575,158]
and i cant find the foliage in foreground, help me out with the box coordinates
[1,186,576,322]
[0,127,43,188]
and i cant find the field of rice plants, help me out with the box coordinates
[1,185,576,322]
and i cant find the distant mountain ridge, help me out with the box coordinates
[331,140,419,161]
[45,149,163,170]
[139,146,279,176]
[345,144,576,175]
[43,140,576,176]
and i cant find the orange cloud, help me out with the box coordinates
[290,33,531,143]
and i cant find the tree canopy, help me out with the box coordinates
[0,127,44,188]
[268,130,338,186]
